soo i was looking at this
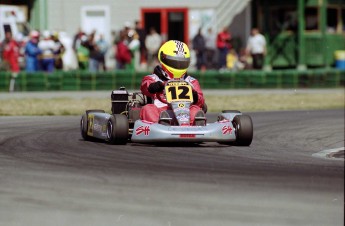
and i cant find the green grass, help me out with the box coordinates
[206,93,345,112]
[0,93,344,116]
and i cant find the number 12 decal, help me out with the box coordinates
[165,85,193,103]
[167,86,190,99]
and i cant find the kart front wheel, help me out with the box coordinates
[233,115,253,146]
[80,110,105,141]
[107,114,129,145]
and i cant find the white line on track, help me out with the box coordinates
[312,147,345,160]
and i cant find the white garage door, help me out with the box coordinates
[81,5,110,42]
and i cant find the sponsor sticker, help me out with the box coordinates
[174,107,189,112]
[93,123,102,132]
[222,126,233,135]
[179,134,196,138]
[176,113,189,121]
[135,126,151,136]
[87,114,94,136]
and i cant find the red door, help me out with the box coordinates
[141,8,189,44]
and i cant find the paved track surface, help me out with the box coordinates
[0,110,344,226]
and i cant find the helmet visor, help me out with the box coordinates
[160,52,190,69]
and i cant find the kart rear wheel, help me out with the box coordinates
[232,115,253,146]
[107,114,129,145]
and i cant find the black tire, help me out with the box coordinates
[232,115,253,146]
[202,103,208,113]
[107,114,129,145]
[80,113,89,140]
[222,110,241,113]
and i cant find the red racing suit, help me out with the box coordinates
[140,73,205,125]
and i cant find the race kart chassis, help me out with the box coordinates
[81,87,253,146]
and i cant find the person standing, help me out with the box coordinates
[135,20,147,66]
[192,28,206,70]
[96,34,108,71]
[1,31,19,73]
[204,27,217,69]
[25,30,42,72]
[246,28,266,69]
[127,30,141,71]
[38,30,58,72]
[73,28,89,70]
[216,27,231,70]
[52,32,65,70]
[84,32,100,72]
[1,31,20,92]
[115,30,131,69]
[145,27,162,69]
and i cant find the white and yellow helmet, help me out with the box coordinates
[158,40,191,79]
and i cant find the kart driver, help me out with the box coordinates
[140,40,206,126]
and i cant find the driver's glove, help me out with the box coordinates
[192,90,199,104]
[148,81,164,94]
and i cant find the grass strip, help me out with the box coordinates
[0,93,343,116]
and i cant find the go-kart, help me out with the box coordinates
[80,80,253,146]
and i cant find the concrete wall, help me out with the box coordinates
[47,0,223,38]
[229,4,251,51]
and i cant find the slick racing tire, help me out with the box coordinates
[232,115,253,146]
[107,114,129,145]
[80,113,89,140]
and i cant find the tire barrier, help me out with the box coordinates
[0,69,344,92]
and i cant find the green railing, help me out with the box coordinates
[0,69,344,92]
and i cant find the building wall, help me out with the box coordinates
[47,0,223,38]
[229,4,251,51]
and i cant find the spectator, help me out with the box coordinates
[226,49,245,70]
[1,31,20,73]
[128,30,141,70]
[1,31,20,92]
[52,31,65,70]
[135,20,147,66]
[192,28,206,70]
[38,30,57,72]
[25,30,42,72]
[96,34,108,71]
[72,28,85,51]
[145,27,161,69]
[226,49,238,70]
[217,27,231,70]
[83,32,101,72]
[238,48,252,69]
[204,27,217,69]
[59,32,78,71]
[115,30,131,69]
[73,28,88,70]
[246,27,266,69]
[123,21,132,38]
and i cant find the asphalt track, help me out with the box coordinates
[0,109,344,226]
